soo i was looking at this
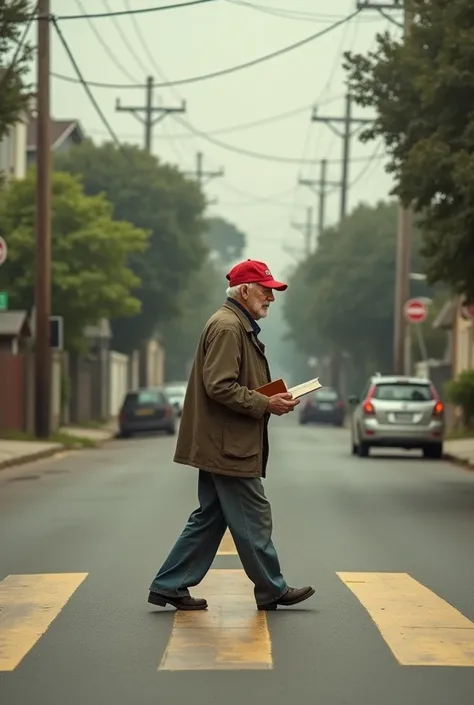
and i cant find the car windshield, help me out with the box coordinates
[124,390,164,407]
[315,389,338,401]
[373,383,433,402]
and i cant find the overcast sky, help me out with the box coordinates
[25,0,403,280]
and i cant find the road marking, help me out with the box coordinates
[337,572,474,667]
[0,573,88,671]
[159,569,272,670]
[217,529,237,555]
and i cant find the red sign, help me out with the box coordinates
[0,237,6,266]
[404,298,427,324]
[461,302,474,319]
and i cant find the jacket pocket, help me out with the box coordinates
[222,418,260,459]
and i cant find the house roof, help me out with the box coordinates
[0,311,31,338]
[27,118,86,151]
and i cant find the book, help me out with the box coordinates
[256,377,322,399]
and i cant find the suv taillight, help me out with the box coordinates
[363,401,375,415]
[433,401,444,416]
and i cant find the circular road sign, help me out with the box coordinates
[404,298,427,324]
[0,236,7,267]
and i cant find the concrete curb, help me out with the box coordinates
[443,452,474,471]
[0,432,117,472]
[0,445,65,472]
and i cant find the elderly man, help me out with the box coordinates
[147,259,315,611]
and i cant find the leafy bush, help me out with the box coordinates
[445,370,474,428]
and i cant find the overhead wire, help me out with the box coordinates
[101,0,149,76]
[55,0,218,21]
[227,1,381,23]
[0,1,37,89]
[51,17,123,151]
[50,9,362,90]
[73,0,139,83]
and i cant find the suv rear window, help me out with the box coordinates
[373,383,433,402]
[315,389,339,401]
[124,390,166,407]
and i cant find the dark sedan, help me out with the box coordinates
[299,388,345,427]
[118,387,176,438]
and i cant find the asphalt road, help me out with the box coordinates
[1,416,474,704]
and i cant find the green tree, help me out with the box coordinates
[0,1,34,143]
[163,257,225,380]
[344,0,474,301]
[0,169,148,349]
[55,140,207,352]
[283,201,447,377]
[204,216,246,267]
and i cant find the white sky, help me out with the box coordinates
[26,0,403,279]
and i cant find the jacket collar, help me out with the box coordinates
[223,299,261,335]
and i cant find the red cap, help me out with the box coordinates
[226,259,287,291]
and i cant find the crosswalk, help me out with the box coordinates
[1,532,474,672]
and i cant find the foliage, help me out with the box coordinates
[445,370,474,428]
[203,216,246,267]
[0,169,148,349]
[55,140,207,352]
[344,0,474,301]
[162,257,225,380]
[282,200,447,377]
[0,0,34,143]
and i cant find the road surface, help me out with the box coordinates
[1,417,474,704]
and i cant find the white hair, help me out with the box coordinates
[226,282,255,298]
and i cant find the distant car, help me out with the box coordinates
[299,387,345,427]
[118,387,176,438]
[349,375,445,459]
[164,382,187,417]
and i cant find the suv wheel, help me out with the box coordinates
[423,443,443,459]
[357,440,370,457]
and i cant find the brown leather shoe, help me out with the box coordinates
[257,586,315,611]
[148,591,208,611]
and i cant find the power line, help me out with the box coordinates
[87,94,344,140]
[51,17,122,150]
[50,9,361,90]
[56,0,218,21]
[101,0,149,76]
[172,113,383,165]
[0,1,37,89]
[73,0,138,83]
[227,1,380,23]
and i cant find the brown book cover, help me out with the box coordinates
[255,378,288,396]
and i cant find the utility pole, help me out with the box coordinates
[185,151,224,187]
[356,0,412,374]
[35,0,51,438]
[115,76,186,153]
[311,94,372,221]
[291,207,314,257]
[299,159,340,249]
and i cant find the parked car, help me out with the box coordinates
[349,375,445,458]
[118,387,176,438]
[299,387,345,426]
[163,382,187,417]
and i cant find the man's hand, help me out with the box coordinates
[266,392,300,416]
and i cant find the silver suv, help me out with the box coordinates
[349,375,445,459]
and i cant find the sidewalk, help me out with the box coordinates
[444,437,474,469]
[0,423,117,471]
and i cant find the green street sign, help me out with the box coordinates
[0,292,8,311]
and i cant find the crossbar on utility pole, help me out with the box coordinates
[115,76,186,153]
[291,207,314,257]
[35,0,52,438]
[311,94,372,222]
[299,159,340,248]
[184,151,225,187]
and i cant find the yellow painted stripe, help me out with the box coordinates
[0,573,88,671]
[159,569,272,670]
[337,572,474,667]
[217,529,237,556]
